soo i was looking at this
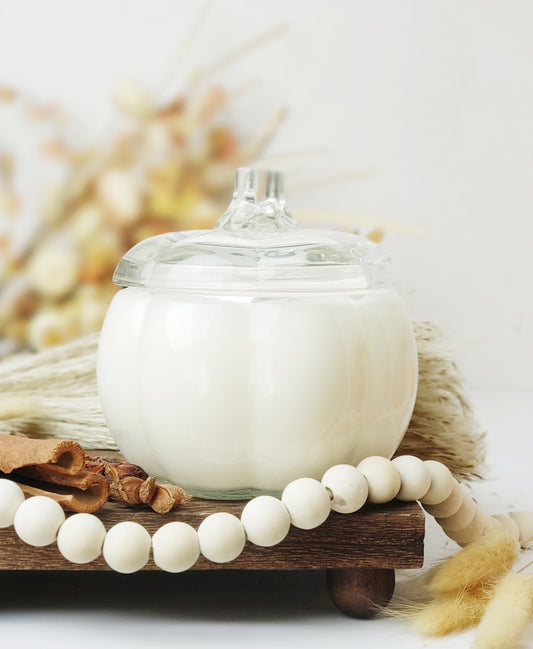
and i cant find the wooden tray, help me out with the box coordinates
[0,498,425,618]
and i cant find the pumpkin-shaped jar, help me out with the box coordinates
[97,168,418,499]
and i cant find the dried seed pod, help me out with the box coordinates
[85,455,191,513]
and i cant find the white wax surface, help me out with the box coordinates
[98,288,417,492]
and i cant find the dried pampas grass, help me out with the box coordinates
[0,332,111,448]
[429,528,520,596]
[0,321,485,480]
[412,584,494,637]
[401,530,532,647]
[395,321,485,480]
[473,573,533,649]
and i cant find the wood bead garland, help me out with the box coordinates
[392,456,431,502]
[0,479,25,528]
[103,521,151,573]
[241,495,291,546]
[357,456,401,504]
[57,513,106,564]
[492,514,520,541]
[509,511,533,548]
[321,464,368,514]
[152,521,200,572]
[197,512,246,563]
[419,460,455,505]
[281,478,331,529]
[436,492,477,532]
[422,480,463,518]
[13,495,65,547]
[1,454,532,571]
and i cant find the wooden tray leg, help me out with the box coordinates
[326,567,395,618]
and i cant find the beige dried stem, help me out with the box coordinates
[0,322,485,480]
[189,22,290,87]
[395,321,485,480]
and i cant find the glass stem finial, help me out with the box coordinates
[215,168,298,235]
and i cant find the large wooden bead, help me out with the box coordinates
[509,511,533,548]
[198,512,246,563]
[241,496,291,546]
[0,479,25,528]
[357,457,401,504]
[321,465,368,514]
[103,521,151,573]
[281,478,331,529]
[13,496,65,547]
[391,456,431,502]
[449,509,492,547]
[419,461,455,505]
[57,513,106,564]
[422,480,463,518]
[492,515,520,541]
[152,522,200,572]
[436,493,477,532]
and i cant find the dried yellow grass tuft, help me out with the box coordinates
[412,584,494,637]
[473,573,533,649]
[430,529,519,596]
[0,393,41,421]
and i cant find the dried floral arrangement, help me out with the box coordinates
[0,17,299,353]
[0,16,406,356]
[0,79,287,350]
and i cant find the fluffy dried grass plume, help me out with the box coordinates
[395,321,486,481]
[407,530,525,640]
[429,528,520,596]
[0,321,486,482]
[411,584,495,637]
[473,572,533,649]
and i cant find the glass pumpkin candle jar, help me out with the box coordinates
[97,168,418,499]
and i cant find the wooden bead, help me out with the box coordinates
[509,511,533,548]
[0,479,25,528]
[152,522,200,572]
[422,480,463,518]
[437,493,477,532]
[321,465,368,513]
[357,457,401,504]
[13,496,65,547]
[281,478,331,529]
[241,496,291,546]
[448,509,492,546]
[491,515,520,541]
[419,461,455,505]
[391,456,431,501]
[483,517,505,535]
[198,512,246,563]
[103,521,151,573]
[57,513,106,564]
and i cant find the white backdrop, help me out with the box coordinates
[1,0,532,389]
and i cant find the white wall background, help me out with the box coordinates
[1,0,532,389]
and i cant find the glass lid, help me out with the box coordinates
[113,167,392,294]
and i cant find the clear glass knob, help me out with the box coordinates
[214,167,298,236]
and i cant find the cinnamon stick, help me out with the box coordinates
[0,433,109,512]
[0,435,85,475]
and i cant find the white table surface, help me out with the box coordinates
[1,389,532,649]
